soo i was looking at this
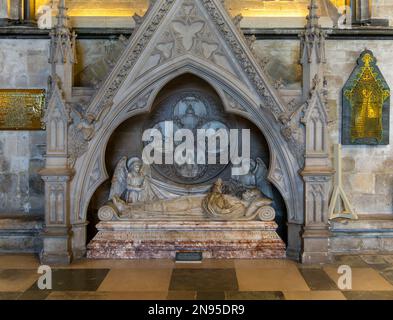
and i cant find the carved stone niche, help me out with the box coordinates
[56,0,307,264]
[86,75,288,259]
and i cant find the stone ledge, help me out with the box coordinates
[1,26,393,40]
[329,214,393,254]
[0,215,43,230]
[330,214,393,233]
[0,215,43,253]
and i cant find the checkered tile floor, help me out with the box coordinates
[1,254,393,300]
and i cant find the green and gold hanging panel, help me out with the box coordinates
[342,50,390,145]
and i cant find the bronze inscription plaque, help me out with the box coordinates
[0,89,45,130]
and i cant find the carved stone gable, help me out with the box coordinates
[87,0,285,120]
[45,81,70,158]
[301,90,329,157]
[137,0,235,77]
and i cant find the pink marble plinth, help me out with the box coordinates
[87,220,286,259]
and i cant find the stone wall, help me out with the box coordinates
[32,1,393,28]
[77,37,393,215]
[0,40,49,216]
[36,0,149,16]
[74,38,127,87]
[252,40,302,89]
[0,35,392,218]
[6,1,391,27]
[34,0,336,28]
[325,39,393,214]
[248,38,393,215]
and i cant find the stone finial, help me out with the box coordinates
[300,0,326,101]
[49,0,76,65]
[300,0,325,64]
[56,0,68,29]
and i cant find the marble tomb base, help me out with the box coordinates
[87,220,286,259]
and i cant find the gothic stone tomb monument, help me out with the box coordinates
[87,76,286,259]
[41,0,332,264]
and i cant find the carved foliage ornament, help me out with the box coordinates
[342,50,390,145]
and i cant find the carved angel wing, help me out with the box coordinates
[255,158,274,199]
[109,156,128,200]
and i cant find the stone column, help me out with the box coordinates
[299,1,333,264]
[351,0,371,23]
[0,0,21,25]
[40,0,76,265]
[39,81,74,264]
[286,222,303,260]
[0,1,7,19]
[300,78,333,264]
[20,0,37,25]
[40,169,74,264]
[370,0,391,26]
[71,222,89,259]
[301,170,332,263]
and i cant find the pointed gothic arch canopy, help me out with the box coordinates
[69,0,304,229]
